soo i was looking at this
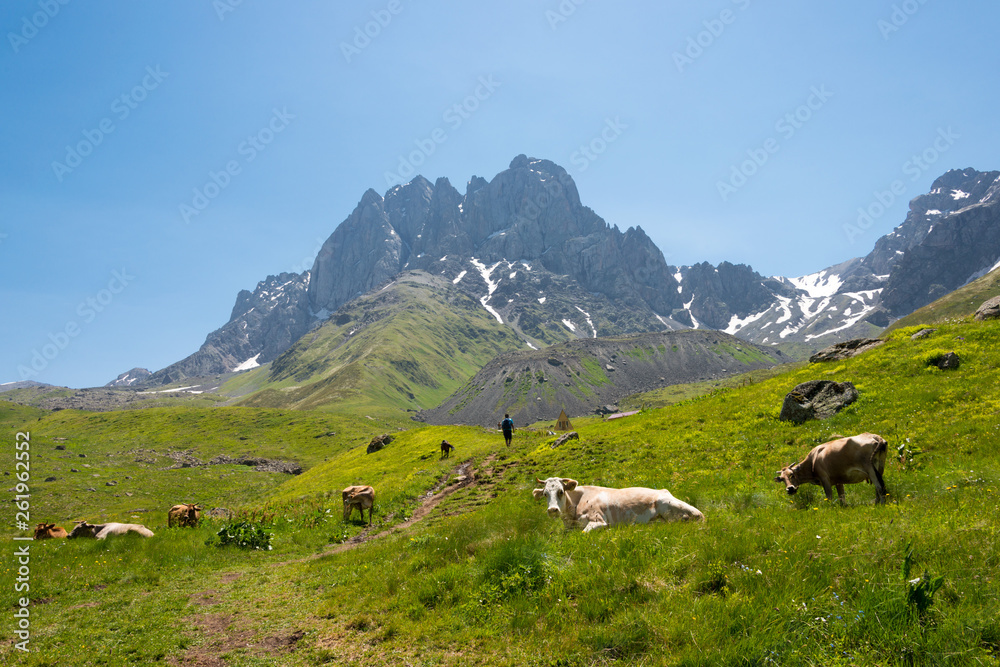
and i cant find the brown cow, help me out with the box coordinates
[342,485,375,525]
[774,432,888,505]
[168,503,203,528]
[68,521,155,539]
[34,523,68,539]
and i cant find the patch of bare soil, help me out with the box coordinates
[171,588,304,666]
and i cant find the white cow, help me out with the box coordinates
[532,477,704,532]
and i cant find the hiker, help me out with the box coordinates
[501,413,514,447]
[440,439,455,458]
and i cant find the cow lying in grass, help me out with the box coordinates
[168,503,202,528]
[342,485,375,525]
[68,521,154,539]
[774,432,888,505]
[34,523,68,539]
[533,478,705,532]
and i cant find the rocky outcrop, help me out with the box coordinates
[880,169,1000,316]
[149,272,314,384]
[809,338,885,363]
[974,296,1000,321]
[366,434,394,454]
[306,155,685,346]
[779,380,858,424]
[106,368,152,387]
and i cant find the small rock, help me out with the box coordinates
[935,352,960,370]
[911,328,937,340]
[55,445,66,451]
[79,454,87,458]
[44,476,57,482]
[70,469,79,473]
[106,481,117,487]
[86,487,96,492]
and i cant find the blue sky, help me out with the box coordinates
[2,1,998,388]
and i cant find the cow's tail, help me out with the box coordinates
[871,436,888,495]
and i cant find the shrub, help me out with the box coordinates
[215,520,273,550]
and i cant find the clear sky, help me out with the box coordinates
[2,1,998,388]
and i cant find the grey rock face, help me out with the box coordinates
[809,338,885,363]
[779,380,859,423]
[106,368,152,387]
[306,155,684,346]
[974,296,1000,321]
[880,169,1000,316]
[150,272,314,384]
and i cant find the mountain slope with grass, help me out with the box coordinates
[229,272,527,414]
[417,329,785,427]
[4,317,1000,666]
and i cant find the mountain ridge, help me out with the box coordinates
[125,158,1000,390]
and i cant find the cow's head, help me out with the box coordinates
[774,465,802,495]
[532,477,578,518]
[68,521,99,539]
[34,523,67,539]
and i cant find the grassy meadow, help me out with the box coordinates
[3,318,1000,665]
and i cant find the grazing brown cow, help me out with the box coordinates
[774,432,888,505]
[440,440,455,458]
[533,478,705,532]
[168,503,203,528]
[342,485,375,525]
[34,523,68,539]
[68,521,155,539]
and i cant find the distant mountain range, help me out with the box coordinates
[132,157,1000,390]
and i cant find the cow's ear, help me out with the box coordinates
[532,488,545,500]
[561,478,578,491]
[773,474,783,483]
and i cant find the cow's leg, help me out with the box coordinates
[817,475,836,504]
[581,520,607,533]
[835,484,846,505]
[866,463,887,504]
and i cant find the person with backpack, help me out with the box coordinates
[501,413,514,447]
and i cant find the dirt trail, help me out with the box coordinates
[277,454,498,566]
[176,455,507,665]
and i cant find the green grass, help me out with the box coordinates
[4,318,1000,665]
[232,276,525,414]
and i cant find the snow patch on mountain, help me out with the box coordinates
[233,354,261,372]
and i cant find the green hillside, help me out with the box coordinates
[230,273,526,414]
[885,267,1000,333]
[4,319,1000,665]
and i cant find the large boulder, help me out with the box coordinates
[809,338,884,363]
[366,434,394,454]
[779,380,859,424]
[974,296,1000,321]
